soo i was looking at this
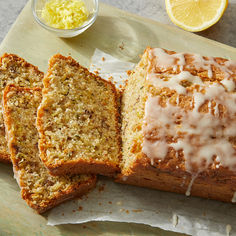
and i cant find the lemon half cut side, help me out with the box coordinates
[165,0,228,32]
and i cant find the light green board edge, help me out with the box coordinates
[0,0,235,235]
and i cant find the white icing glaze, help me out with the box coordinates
[147,70,204,94]
[142,139,169,162]
[151,48,186,70]
[191,54,213,78]
[122,176,128,181]
[142,48,236,179]
[232,192,236,203]
[143,91,236,173]
[221,78,235,92]
[191,53,235,81]
[142,96,176,160]
[151,48,235,91]
[185,174,198,196]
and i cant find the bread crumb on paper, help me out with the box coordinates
[172,214,178,227]
[119,42,125,50]
[116,201,123,206]
[98,184,105,192]
[132,209,143,213]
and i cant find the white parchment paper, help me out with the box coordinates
[48,49,236,236]
[89,49,135,88]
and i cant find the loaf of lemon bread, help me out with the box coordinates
[0,54,43,163]
[3,85,96,213]
[117,47,236,202]
[37,54,121,176]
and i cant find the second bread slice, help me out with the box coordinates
[37,54,121,176]
[3,85,96,213]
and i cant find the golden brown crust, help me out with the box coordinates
[43,157,121,177]
[0,53,44,163]
[0,53,44,77]
[43,54,120,98]
[3,85,97,213]
[149,47,236,82]
[120,47,236,202]
[37,54,121,177]
[117,153,236,202]
[0,152,11,163]
[117,174,235,203]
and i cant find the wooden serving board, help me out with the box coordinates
[0,1,235,235]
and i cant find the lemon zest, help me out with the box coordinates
[41,0,89,29]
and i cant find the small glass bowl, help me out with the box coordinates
[32,0,99,38]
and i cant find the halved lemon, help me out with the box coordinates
[165,0,228,32]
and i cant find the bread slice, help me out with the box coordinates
[0,54,44,163]
[3,85,96,213]
[117,47,236,202]
[37,54,121,176]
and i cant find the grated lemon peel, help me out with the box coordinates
[41,0,89,29]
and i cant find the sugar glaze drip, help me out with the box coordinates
[142,48,236,197]
[232,192,236,203]
[185,174,198,196]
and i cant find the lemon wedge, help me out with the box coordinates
[165,0,228,32]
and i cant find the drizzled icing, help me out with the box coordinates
[152,48,186,72]
[142,48,236,197]
[150,48,236,92]
[147,70,204,94]
[232,192,236,203]
[185,174,198,196]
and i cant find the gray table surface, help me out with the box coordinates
[0,0,236,48]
